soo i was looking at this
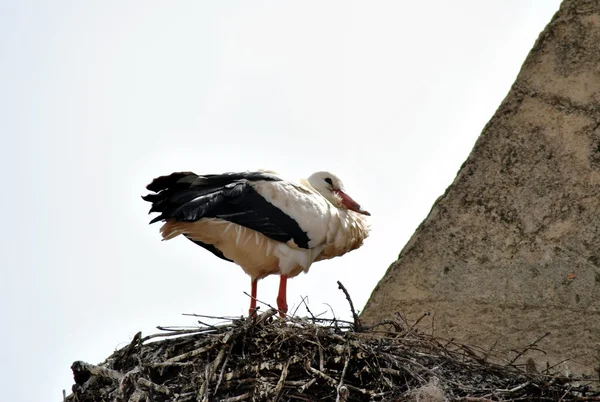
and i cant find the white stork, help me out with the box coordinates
[142,170,370,317]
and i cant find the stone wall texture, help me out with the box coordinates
[361,0,600,375]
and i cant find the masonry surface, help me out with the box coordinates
[361,0,600,375]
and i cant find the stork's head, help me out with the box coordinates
[307,171,370,216]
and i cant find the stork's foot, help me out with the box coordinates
[277,275,288,318]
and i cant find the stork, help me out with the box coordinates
[142,170,370,317]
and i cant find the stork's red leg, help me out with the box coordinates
[276,275,288,318]
[249,278,258,317]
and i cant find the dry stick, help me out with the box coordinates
[116,367,140,401]
[365,319,403,333]
[395,311,410,327]
[297,378,317,393]
[291,295,305,317]
[314,328,325,371]
[322,302,337,323]
[194,319,219,330]
[407,312,430,332]
[541,356,579,375]
[509,331,551,365]
[305,364,340,387]
[151,361,194,368]
[166,343,218,363]
[214,343,234,396]
[482,339,500,363]
[297,296,316,323]
[336,281,361,330]
[174,392,196,402]
[143,328,207,343]
[197,363,212,402]
[71,361,124,381]
[273,359,290,401]
[337,386,349,402]
[495,381,532,393]
[137,377,172,396]
[558,386,572,402]
[181,313,241,321]
[128,389,148,402]
[305,361,374,396]
[223,359,300,382]
[335,352,350,402]
[243,291,293,319]
[220,393,251,402]
[288,393,314,401]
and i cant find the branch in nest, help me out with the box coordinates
[509,332,551,365]
[335,352,350,402]
[336,281,362,331]
[220,393,251,402]
[72,361,123,382]
[137,377,172,396]
[165,342,218,363]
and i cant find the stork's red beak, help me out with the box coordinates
[334,190,370,216]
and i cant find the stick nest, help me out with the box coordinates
[66,306,599,402]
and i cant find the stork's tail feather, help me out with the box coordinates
[145,172,196,193]
[142,171,199,223]
[159,221,188,240]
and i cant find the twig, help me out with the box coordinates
[166,343,218,363]
[297,378,317,393]
[482,339,499,362]
[322,303,337,321]
[220,393,250,401]
[337,386,349,402]
[144,327,213,343]
[214,343,233,395]
[509,332,551,364]
[407,312,430,332]
[127,389,147,402]
[495,381,531,393]
[273,359,290,401]
[335,351,350,402]
[195,320,219,330]
[363,319,403,333]
[541,355,579,374]
[71,361,123,381]
[243,291,290,319]
[313,328,325,371]
[336,281,361,330]
[137,377,172,396]
[151,361,194,368]
[180,313,241,321]
[296,296,316,323]
[197,362,211,402]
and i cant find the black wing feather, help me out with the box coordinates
[142,171,310,249]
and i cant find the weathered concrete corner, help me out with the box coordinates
[361,0,600,375]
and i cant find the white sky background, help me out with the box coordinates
[0,1,562,400]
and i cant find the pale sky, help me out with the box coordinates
[1,1,562,400]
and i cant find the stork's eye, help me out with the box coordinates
[324,178,333,185]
